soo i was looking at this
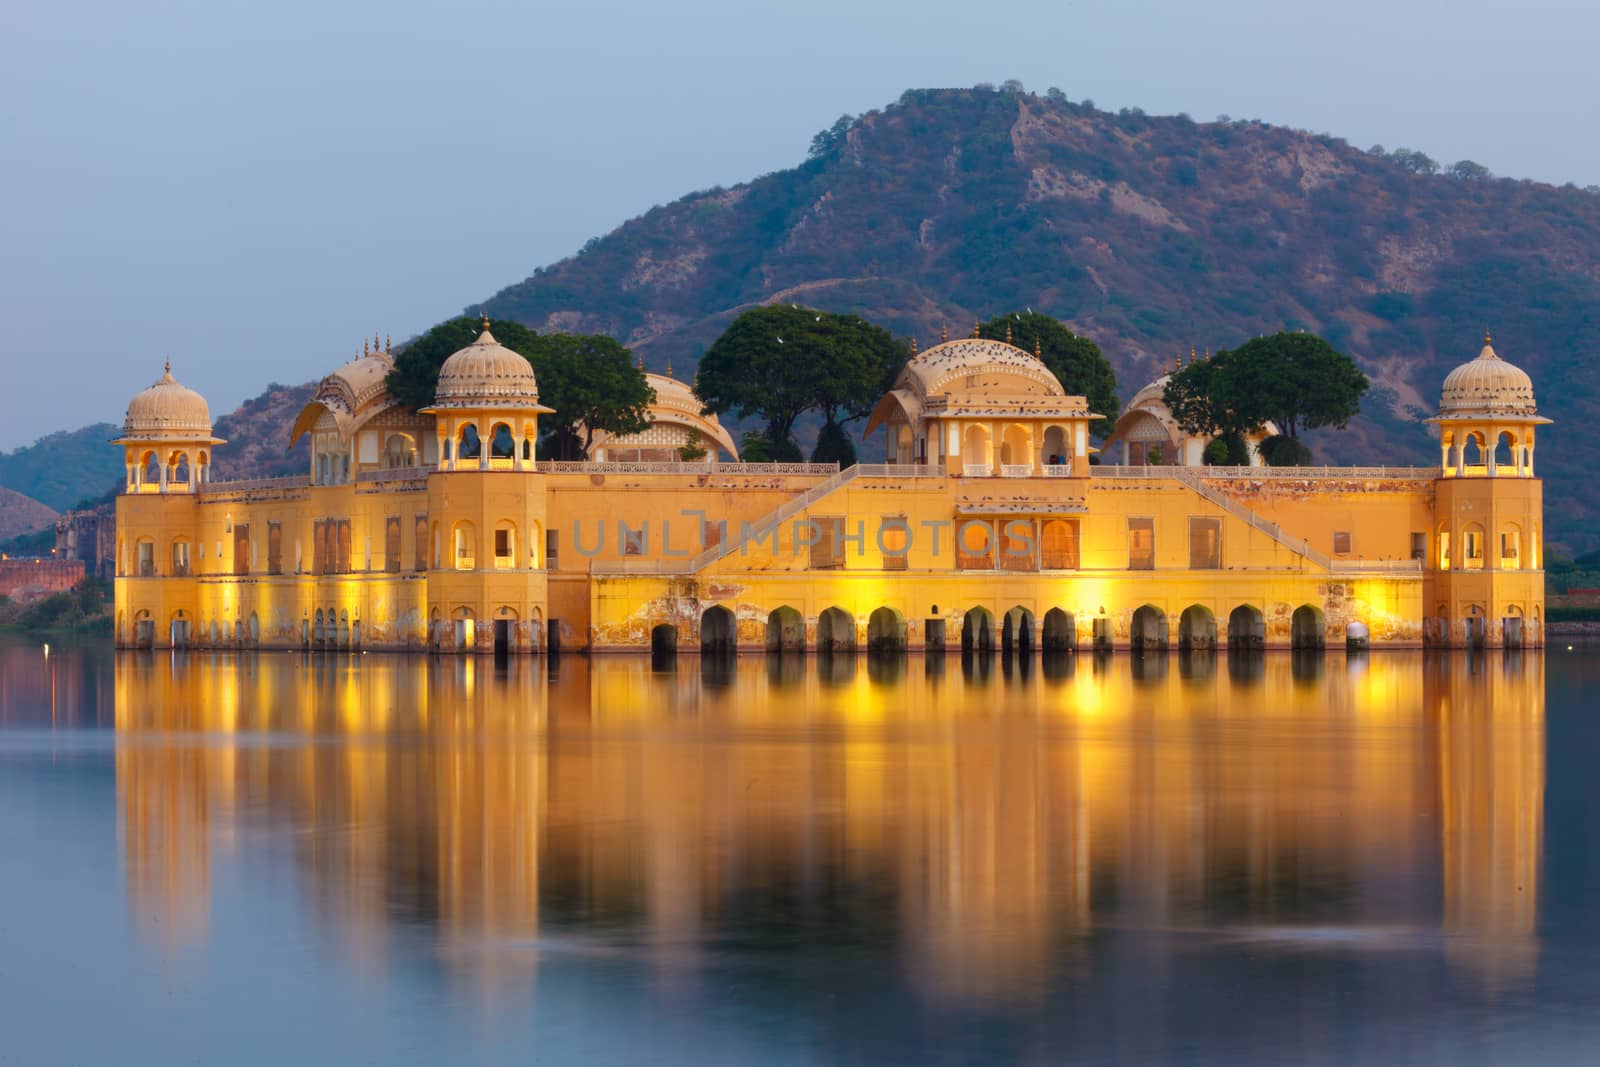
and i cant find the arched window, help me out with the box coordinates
[492,521,516,569]
[1494,431,1516,471]
[489,423,515,460]
[452,521,476,570]
[1500,523,1522,569]
[1462,433,1485,470]
[1437,525,1451,570]
[1462,523,1485,570]
[458,424,481,460]
[383,433,417,469]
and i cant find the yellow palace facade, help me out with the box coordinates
[113,323,1548,653]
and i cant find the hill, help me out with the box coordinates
[0,383,314,515]
[0,487,57,545]
[477,87,1600,551]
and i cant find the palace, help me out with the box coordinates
[112,323,1548,652]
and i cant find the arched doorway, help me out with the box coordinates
[1002,606,1035,654]
[817,607,855,653]
[961,607,995,652]
[1462,607,1487,650]
[1131,605,1167,651]
[1290,605,1325,650]
[866,607,906,653]
[700,605,736,654]
[766,606,805,652]
[1178,605,1216,650]
[1042,608,1076,651]
[651,623,677,656]
[1227,605,1265,650]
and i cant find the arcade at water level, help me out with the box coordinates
[113,324,1546,652]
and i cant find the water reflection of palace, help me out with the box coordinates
[110,649,1543,995]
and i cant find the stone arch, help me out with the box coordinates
[866,606,906,652]
[1041,519,1078,569]
[1131,605,1168,651]
[1290,605,1326,650]
[1500,521,1523,570]
[168,610,191,648]
[492,519,517,570]
[458,423,482,460]
[451,520,477,570]
[168,450,192,486]
[1462,604,1488,649]
[961,606,996,652]
[1000,423,1031,467]
[651,622,677,656]
[170,536,192,577]
[818,606,856,653]
[1461,521,1486,570]
[1461,431,1486,469]
[1493,430,1517,472]
[134,608,155,648]
[1042,608,1076,652]
[140,450,161,488]
[489,422,516,460]
[382,432,418,468]
[1227,605,1265,650]
[450,605,475,652]
[1436,523,1451,570]
[962,424,990,469]
[700,604,736,653]
[248,611,260,647]
[1178,604,1216,650]
[766,606,805,652]
[1002,605,1035,653]
[1042,425,1068,466]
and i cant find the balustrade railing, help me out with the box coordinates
[538,460,838,475]
[198,474,310,494]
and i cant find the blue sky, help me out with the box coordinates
[2,0,1594,449]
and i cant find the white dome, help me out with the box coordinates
[427,326,545,410]
[119,362,215,442]
[1439,338,1539,418]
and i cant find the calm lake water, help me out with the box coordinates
[2,636,1597,1065]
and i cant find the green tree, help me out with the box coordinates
[979,312,1120,437]
[524,333,654,459]
[738,430,773,462]
[696,305,906,456]
[387,316,653,461]
[810,421,857,466]
[1163,332,1369,446]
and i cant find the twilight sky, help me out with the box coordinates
[1,0,1594,450]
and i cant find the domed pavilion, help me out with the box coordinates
[865,330,1100,475]
[113,361,225,493]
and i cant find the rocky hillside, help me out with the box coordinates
[478,87,1600,550]
[0,488,57,544]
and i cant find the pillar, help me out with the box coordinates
[991,420,1002,476]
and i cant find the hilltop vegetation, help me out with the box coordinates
[477,86,1600,549]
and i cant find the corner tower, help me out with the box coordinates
[418,320,554,653]
[1427,334,1550,647]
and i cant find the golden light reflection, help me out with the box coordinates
[108,648,1544,997]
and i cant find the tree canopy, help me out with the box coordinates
[979,312,1120,437]
[386,316,653,460]
[695,305,907,456]
[1161,332,1369,449]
